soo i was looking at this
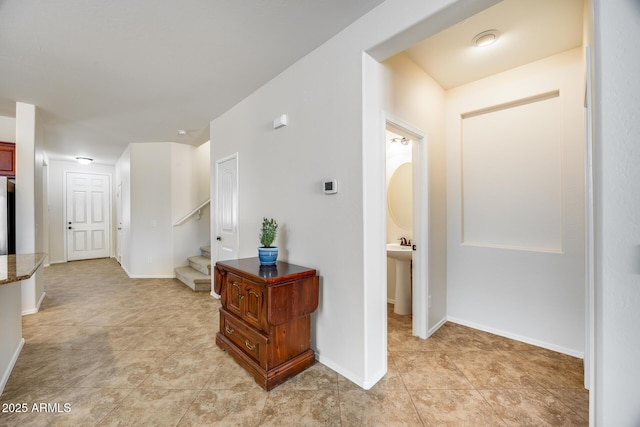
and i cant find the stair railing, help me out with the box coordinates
[173,199,211,226]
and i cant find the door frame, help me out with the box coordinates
[386,116,429,339]
[63,171,113,262]
[116,182,123,264]
[584,45,595,395]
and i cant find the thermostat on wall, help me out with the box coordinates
[323,179,338,195]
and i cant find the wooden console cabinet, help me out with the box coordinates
[214,257,319,390]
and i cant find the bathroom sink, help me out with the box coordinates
[386,243,412,315]
[386,243,413,260]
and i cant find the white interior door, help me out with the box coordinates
[411,133,429,339]
[215,154,238,261]
[66,172,111,261]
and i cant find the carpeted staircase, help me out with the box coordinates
[175,245,211,291]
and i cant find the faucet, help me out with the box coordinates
[398,237,411,246]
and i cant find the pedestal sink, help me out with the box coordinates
[387,243,412,315]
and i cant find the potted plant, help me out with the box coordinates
[258,217,278,265]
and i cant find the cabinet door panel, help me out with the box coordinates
[226,273,243,317]
[243,281,264,331]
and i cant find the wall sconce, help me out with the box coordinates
[76,156,93,165]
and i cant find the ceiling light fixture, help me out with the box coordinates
[177,129,187,136]
[472,30,500,47]
[75,156,93,165]
[390,137,410,145]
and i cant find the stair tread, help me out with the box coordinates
[175,266,211,283]
[188,255,211,268]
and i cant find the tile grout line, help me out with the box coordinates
[447,352,510,426]
[94,387,137,426]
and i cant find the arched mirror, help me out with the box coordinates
[387,162,412,230]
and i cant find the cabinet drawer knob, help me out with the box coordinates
[237,294,245,300]
[225,326,234,334]
[245,340,255,351]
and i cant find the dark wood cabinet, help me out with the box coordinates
[0,142,16,178]
[214,257,319,390]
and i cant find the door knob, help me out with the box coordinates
[68,226,73,230]
[216,236,222,241]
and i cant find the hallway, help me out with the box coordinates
[0,259,587,425]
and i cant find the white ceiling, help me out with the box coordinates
[0,0,386,164]
[404,0,585,89]
[0,0,584,165]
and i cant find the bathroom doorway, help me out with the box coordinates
[363,0,590,399]
[385,117,429,339]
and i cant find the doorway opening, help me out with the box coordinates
[385,118,428,339]
[366,0,591,397]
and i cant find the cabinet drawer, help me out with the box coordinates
[221,311,269,368]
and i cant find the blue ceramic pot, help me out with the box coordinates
[258,247,278,265]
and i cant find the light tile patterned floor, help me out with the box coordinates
[0,258,588,426]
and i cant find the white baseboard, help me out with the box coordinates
[427,316,447,337]
[447,316,584,359]
[361,365,387,390]
[22,292,46,316]
[0,338,24,396]
[129,275,176,279]
[315,353,386,390]
[118,263,173,279]
[121,264,133,278]
[316,354,363,389]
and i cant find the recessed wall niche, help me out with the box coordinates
[461,92,563,252]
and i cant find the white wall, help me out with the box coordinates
[33,104,45,308]
[194,141,211,204]
[593,0,640,423]
[0,282,23,395]
[15,102,45,315]
[42,158,49,267]
[47,160,116,264]
[446,48,585,356]
[128,143,173,277]
[0,116,16,142]
[209,0,490,388]
[116,141,209,278]
[383,52,448,331]
[171,141,211,268]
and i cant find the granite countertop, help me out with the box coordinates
[0,253,47,285]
